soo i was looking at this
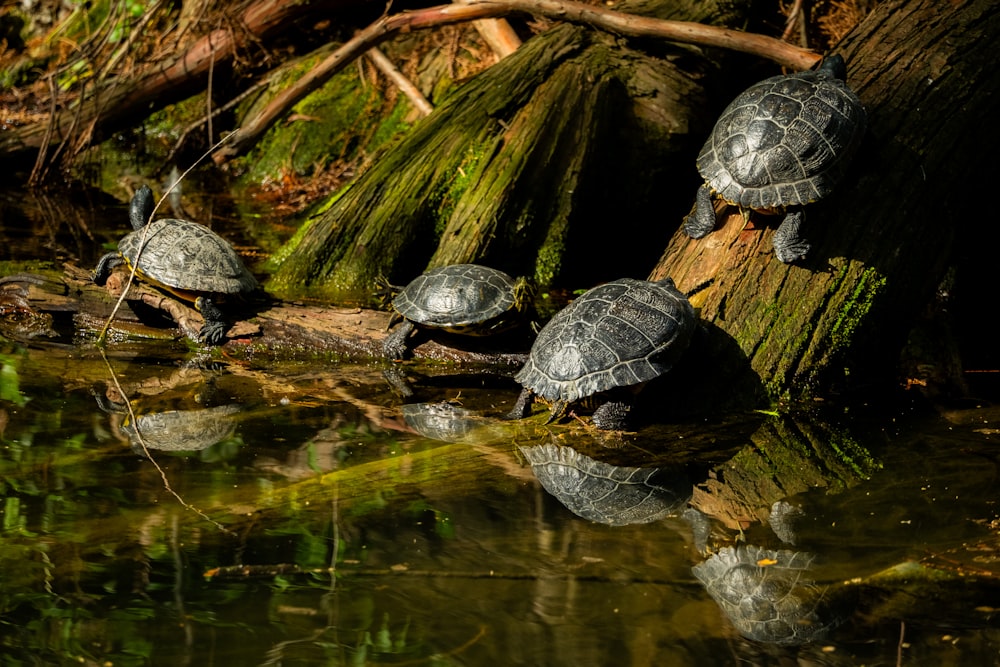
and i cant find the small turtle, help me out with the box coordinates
[382,263,533,359]
[520,443,689,526]
[686,55,866,263]
[93,185,260,345]
[692,545,840,645]
[507,277,696,430]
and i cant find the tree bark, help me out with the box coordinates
[268,0,746,299]
[649,0,999,404]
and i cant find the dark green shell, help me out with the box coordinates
[392,264,520,333]
[515,278,695,402]
[698,57,866,209]
[118,219,259,295]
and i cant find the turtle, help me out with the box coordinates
[519,443,689,526]
[93,185,260,345]
[381,263,533,359]
[692,545,841,646]
[506,276,696,430]
[685,55,867,263]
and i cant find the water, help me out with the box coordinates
[1,186,999,665]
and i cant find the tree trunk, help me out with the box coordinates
[267,0,746,299]
[649,0,999,405]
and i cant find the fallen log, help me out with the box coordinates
[0,264,529,368]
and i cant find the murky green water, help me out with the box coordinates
[2,186,999,665]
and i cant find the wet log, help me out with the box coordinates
[0,265,529,368]
[649,0,999,404]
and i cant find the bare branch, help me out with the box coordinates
[212,0,819,164]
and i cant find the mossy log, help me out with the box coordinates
[268,0,745,299]
[649,0,999,404]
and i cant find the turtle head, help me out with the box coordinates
[816,54,847,80]
[511,276,537,315]
[129,185,156,230]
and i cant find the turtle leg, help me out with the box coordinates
[684,184,719,239]
[504,387,535,420]
[590,399,631,431]
[772,209,811,263]
[92,252,124,286]
[383,319,416,359]
[194,296,229,345]
[544,399,568,424]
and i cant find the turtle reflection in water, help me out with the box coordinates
[692,545,841,646]
[402,402,481,443]
[122,404,242,454]
[519,443,690,526]
[96,391,242,454]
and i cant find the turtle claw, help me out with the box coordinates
[504,387,534,421]
[773,210,810,263]
[194,296,229,345]
[382,320,415,360]
[685,184,719,239]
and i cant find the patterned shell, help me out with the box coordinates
[692,545,839,646]
[515,278,695,402]
[392,264,519,332]
[520,443,689,526]
[118,219,259,295]
[697,60,866,210]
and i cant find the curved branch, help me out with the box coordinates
[213,0,819,163]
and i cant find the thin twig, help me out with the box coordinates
[366,47,434,117]
[99,350,234,535]
[163,81,266,168]
[897,620,906,667]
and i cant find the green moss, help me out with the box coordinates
[430,143,490,236]
[533,231,563,287]
[829,266,887,352]
[233,51,415,185]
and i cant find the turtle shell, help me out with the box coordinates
[697,58,866,210]
[118,219,259,297]
[692,545,840,645]
[515,277,695,403]
[392,264,521,334]
[520,443,689,526]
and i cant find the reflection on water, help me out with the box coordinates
[520,442,690,526]
[1,342,999,666]
[2,188,1000,665]
[692,546,839,646]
